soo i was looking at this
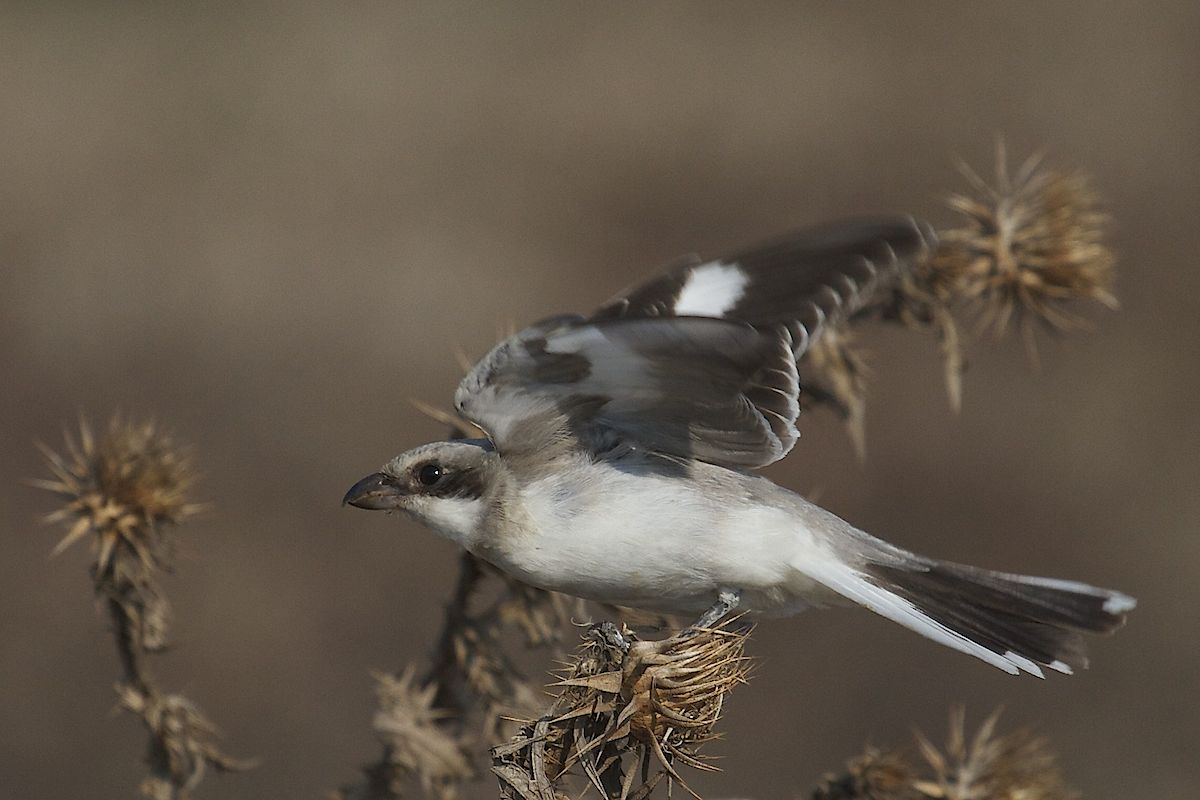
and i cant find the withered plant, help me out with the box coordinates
[32,146,1114,800]
[493,620,750,800]
[336,553,587,800]
[34,417,252,799]
[809,142,1117,444]
[814,709,1078,800]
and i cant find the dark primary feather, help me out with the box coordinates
[455,216,933,468]
[593,216,936,356]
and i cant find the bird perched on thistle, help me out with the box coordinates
[345,216,1134,678]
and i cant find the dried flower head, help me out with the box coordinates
[371,668,477,800]
[618,624,749,774]
[912,708,1077,800]
[926,143,1117,337]
[495,621,751,800]
[813,748,920,800]
[34,416,199,578]
[814,708,1078,800]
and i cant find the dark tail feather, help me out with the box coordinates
[865,559,1136,676]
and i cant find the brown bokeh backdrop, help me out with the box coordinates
[2,3,1197,797]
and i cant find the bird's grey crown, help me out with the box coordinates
[381,439,496,500]
[453,217,935,470]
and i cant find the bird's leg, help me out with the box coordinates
[691,589,742,630]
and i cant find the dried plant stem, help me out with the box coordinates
[36,419,252,800]
[340,551,583,800]
[109,596,150,693]
[425,552,487,715]
[35,417,253,799]
[347,553,486,799]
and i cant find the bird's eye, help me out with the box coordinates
[417,463,444,486]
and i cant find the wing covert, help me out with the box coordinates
[454,316,798,469]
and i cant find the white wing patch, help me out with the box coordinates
[544,324,651,392]
[673,261,749,317]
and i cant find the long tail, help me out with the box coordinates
[804,552,1136,677]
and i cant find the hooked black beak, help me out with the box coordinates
[342,472,404,510]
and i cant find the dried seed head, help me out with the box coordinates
[817,708,1078,800]
[912,708,1078,800]
[813,748,920,800]
[926,144,1117,337]
[372,668,476,800]
[618,625,750,772]
[34,416,199,579]
[496,622,751,800]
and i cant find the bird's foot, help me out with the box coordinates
[689,589,742,632]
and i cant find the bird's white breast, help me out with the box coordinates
[492,456,831,615]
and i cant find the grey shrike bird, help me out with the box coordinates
[344,217,1134,677]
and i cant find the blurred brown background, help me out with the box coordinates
[2,3,1197,798]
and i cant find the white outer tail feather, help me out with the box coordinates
[801,558,1055,677]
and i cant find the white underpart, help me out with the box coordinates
[673,261,749,317]
[410,496,485,548]
[503,458,822,615]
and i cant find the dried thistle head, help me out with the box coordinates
[34,416,199,579]
[495,621,751,800]
[912,708,1078,800]
[372,668,476,800]
[815,708,1078,800]
[813,748,920,800]
[617,624,750,774]
[926,143,1117,338]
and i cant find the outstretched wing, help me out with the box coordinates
[593,216,935,356]
[454,217,934,469]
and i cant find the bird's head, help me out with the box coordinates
[343,438,499,544]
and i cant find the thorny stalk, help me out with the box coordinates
[337,552,586,800]
[34,417,253,799]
